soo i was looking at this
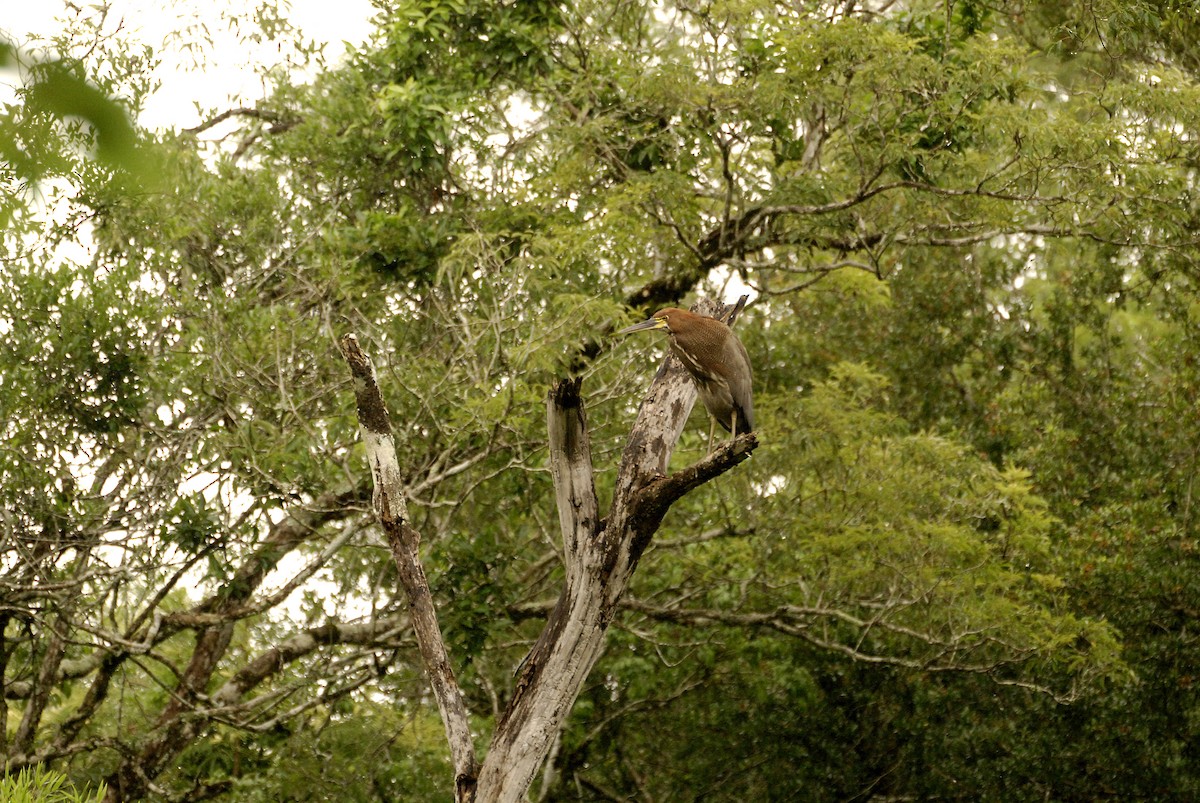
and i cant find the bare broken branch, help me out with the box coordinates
[474,298,758,802]
[338,334,478,802]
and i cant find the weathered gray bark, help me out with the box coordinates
[340,298,756,803]
[473,298,754,801]
[339,334,479,802]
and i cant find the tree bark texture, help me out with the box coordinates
[339,299,755,803]
[473,297,755,802]
[339,334,479,802]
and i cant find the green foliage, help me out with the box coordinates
[0,34,161,220]
[6,0,1200,799]
[0,768,105,803]
[203,707,453,803]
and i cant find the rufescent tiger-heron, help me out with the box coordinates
[617,307,754,451]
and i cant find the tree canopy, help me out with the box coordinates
[3,0,1200,799]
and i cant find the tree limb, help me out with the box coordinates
[474,298,758,802]
[338,334,479,802]
[181,106,298,137]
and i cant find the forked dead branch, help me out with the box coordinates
[339,298,756,802]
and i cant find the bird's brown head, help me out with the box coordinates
[615,308,691,336]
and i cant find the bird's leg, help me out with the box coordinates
[707,416,716,455]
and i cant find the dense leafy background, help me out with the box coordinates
[3,0,1200,799]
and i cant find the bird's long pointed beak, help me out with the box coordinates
[616,317,667,335]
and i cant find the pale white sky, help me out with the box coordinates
[2,0,377,130]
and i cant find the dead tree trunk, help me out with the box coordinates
[340,298,756,803]
[340,334,479,802]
